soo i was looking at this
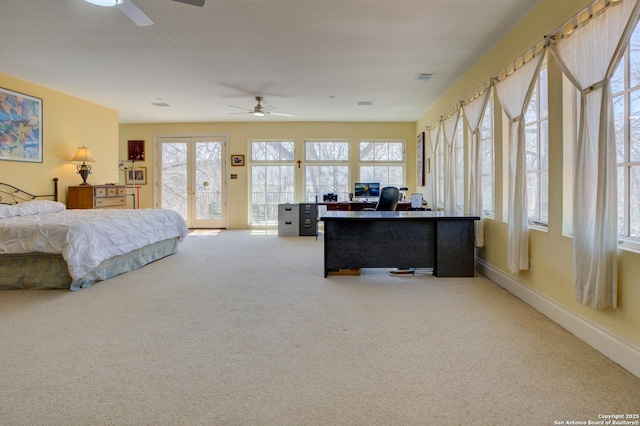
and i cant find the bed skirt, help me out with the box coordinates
[0,238,180,290]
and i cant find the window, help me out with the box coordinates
[359,140,404,188]
[613,23,640,243]
[455,112,465,212]
[304,140,350,202]
[481,94,495,217]
[250,140,295,226]
[525,63,549,226]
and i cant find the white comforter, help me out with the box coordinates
[0,206,189,280]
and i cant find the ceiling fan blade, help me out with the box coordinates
[118,0,154,26]
[227,105,253,112]
[268,112,294,117]
[171,0,205,6]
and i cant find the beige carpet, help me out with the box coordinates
[0,229,638,425]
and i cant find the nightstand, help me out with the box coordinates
[67,185,127,209]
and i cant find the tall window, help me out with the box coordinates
[250,140,295,226]
[305,140,350,202]
[455,112,465,212]
[613,23,640,242]
[481,94,495,217]
[525,64,549,226]
[359,140,404,188]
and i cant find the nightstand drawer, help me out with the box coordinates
[95,196,127,208]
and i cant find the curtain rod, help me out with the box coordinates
[424,0,623,127]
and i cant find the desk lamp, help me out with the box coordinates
[71,146,97,186]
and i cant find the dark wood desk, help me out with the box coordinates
[321,211,479,277]
[319,201,414,211]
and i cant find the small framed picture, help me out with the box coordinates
[231,154,245,166]
[127,140,145,161]
[125,167,147,185]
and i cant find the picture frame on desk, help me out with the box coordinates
[125,167,147,185]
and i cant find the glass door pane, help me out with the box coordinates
[193,138,225,228]
[158,136,226,228]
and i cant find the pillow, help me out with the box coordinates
[19,200,66,216]
[0,203,26,219]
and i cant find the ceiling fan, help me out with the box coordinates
[228,96,294,118]
[84,0,204,27]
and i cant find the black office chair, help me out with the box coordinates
[372,186,399,211]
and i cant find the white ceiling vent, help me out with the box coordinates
[415,73,433,81]
[357,101,373,106]
[151,102,171,107]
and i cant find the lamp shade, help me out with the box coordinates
[71,146,97,164]
[85,0,124,6]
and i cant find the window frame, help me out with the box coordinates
[358,139,406,188]
[249,140,296,226]
[524,62,549,228]
[304,139,351,202]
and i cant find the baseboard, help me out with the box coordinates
[475,258,640,379]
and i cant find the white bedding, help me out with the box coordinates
[0,206,189,280]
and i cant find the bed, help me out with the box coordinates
[0,179,189,290]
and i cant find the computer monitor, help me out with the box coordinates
[354,182,380,200]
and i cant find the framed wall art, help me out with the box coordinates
[127,140,145,161]
[416,131,425,186]
[125,167,147,185]
[231,154,245,166]
[0,87,43,163]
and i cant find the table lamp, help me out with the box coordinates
[71,146,97,186]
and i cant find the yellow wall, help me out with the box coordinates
[0,73,119,201]
[119,121,416,228]
[417,0,640,346]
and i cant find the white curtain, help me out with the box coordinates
[494,52,545,273]
[429,122,442,211]
[442,110,460,213]
[427,127,439,210]
[463,87,491,247]
[550,0,640,309]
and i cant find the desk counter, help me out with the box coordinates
[321,211,479,277]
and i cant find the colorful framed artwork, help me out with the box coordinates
[231,154,245,166]
[125,167,147,185]
[416,131,425,186]
[0,87,43,163]
[127,140,145,161]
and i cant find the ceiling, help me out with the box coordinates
[1,0,539,123]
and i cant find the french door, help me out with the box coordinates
[156,136,227,228]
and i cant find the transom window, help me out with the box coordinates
[359,140,405,187]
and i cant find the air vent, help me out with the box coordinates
[357,101,373,106]
[415,73,433,81]
[151,102,171,107]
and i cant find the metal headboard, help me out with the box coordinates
[0,178,58,205]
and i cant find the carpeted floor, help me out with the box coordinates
[0,229,638,425]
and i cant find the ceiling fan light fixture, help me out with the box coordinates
[253,111,265,117]
[85,0,124,7]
